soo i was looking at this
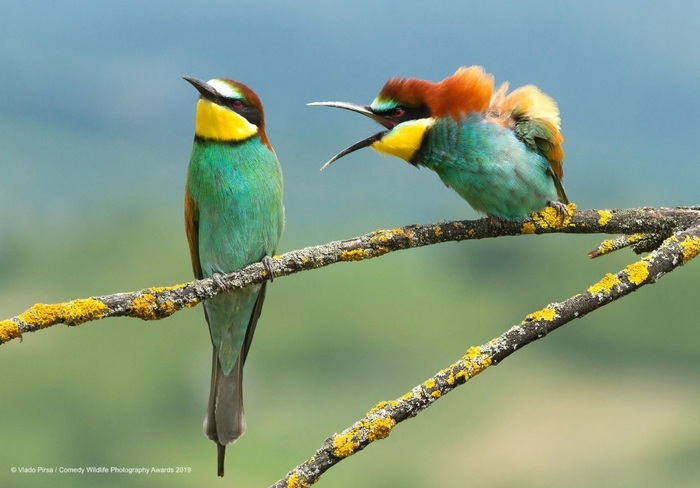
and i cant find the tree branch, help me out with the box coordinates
[1,205,699,346]
[271,216,700,488]
[2,205,699,486]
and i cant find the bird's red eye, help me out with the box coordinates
[392,107,405,117]
[232,99,244,108]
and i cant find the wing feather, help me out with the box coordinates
[184,186,202,279]
[489,83,567,202]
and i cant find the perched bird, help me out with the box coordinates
[309,66,568,220]
[183,76,284,477]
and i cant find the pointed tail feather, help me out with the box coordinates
[217,443,226,477]
[204,347,246,477]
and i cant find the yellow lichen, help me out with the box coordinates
[373,229,390,243]
[148,284,188,293]
[587,273,622,295]
[366,401,391,416]
[593,238,615,255]
[452,370,468,382]
[162,300,178,317]
[128,292,179,320]
[0,319,22,343]
[286,472,310,488]
[339,249,371,261]
[625,261,649,285]
[367,416,396,441]
[333,431,358,458]
[65,298,108,325]
[462,348,492,378]
[435,226,443,237]
[374,246,390,256]
[15,298,108,328]
[528,203,575,230]
[680,235,700,264]
[371,227,411,249]
[392,227,411,242]
[431,390,442,399]
[17,303,63,328]
[464,346,482,360]
[424,378,436,389]
[441,348,494,385]
[526,305,557,322]
[332,415,395,458]
[590,233,647,257]
[597,210,612,226]
[131,294,159,320]
[521,222,536,234]
[486,337,502,349]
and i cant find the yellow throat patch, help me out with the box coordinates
[194,99,257,142]
[371,118,435,162]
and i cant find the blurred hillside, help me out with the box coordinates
[1,1,699,487]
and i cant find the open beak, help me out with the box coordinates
[183,76,219,102]
[308,101,395,170]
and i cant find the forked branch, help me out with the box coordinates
[271,217,700,487]
[1,205,698,346]
[2,205,699,486]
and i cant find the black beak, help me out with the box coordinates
[308,101,395,170]
[183,76,219,102]
[307,101,395,129]
[318,132,385,170]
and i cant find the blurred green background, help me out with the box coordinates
[1,1,699,487]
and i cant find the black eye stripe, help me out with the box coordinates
[218,97,263,127]
[376,105,431,123]
[217,96,244,110]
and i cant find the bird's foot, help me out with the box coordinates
[547,200,569,219]
[211,272,229,291]
[262,255,277,282]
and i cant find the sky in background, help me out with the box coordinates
[1,0,699,243]
[1,2,699,486]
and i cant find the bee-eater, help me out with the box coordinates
[310,66,568,220]
[183,76,284,477]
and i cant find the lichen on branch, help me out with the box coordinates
[1,206,698,346]
[271,217,700,488]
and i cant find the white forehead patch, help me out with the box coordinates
[207,79,244,100]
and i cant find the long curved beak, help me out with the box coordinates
[318,132,385,170]
[183,76,219,102]
[307,101,395,130]
[308,101,394,170]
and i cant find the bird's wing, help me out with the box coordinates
[241,281,267,365]
[490,83,568,203]
[184,187,203,279]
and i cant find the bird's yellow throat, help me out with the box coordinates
[371,118,435,162]
[194,99,258,142]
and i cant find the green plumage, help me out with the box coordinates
[187,138,283,373]
[186,135,283,467]
[416,113,565,220]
